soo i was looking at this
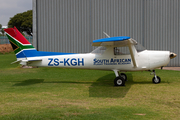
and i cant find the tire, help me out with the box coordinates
[120,73,127,81]
[114,77,125,86]
[152,76,161,84]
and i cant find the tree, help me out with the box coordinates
[1,28,5,36]
[0,24,2,36]
[8,10,32,36]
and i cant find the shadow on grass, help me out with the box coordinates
[89,73,134,98]
[12,79,93,86]
[88,72,161,98]
[13,79,44,86]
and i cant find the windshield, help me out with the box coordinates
[134,43,146,52]
[91,46,106,55]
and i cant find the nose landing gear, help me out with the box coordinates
[151,70,161,84]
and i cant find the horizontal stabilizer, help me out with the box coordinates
[11,60,22,64]
[11,59,42,65]
[27,59,42,62]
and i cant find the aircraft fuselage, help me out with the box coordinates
[26,49,170,72]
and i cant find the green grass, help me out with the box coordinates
[0,53,180,119]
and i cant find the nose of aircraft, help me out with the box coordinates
[170,52,177,59]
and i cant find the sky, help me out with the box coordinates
[0,0,32,27]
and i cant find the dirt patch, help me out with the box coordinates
[0,44,13,54]
[134,113,146,116]
[162,67,180,71]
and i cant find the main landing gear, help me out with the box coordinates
[113,70,127,86]
[114,77,125,86]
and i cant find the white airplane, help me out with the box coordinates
[4,27,177,86]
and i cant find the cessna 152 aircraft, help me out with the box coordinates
[4,27,177,86]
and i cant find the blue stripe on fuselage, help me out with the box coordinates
[16,49,76,58]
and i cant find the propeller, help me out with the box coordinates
[170,52,177,59]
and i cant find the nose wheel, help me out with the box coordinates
[152,76,161,84]
[151,70,161,84]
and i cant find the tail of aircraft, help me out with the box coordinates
[5,27,75,65]
[4,27,36,59]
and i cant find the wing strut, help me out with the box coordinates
[128,40,138,68]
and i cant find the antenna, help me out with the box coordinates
[103,31,110,38]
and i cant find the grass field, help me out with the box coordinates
[0,53,180,119]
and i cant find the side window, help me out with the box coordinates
[114,47,130,55]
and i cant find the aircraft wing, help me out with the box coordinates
[92,36,138,67]
[92,36,137,47]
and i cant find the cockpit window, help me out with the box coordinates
[114,46,130,55]
[91,46,106,55]
[114,43,146,55]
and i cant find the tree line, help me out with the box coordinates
[0,10,32,36]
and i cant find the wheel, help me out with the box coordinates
[120,73,127,81]
[152,76,161,84]
[114,77,125,86]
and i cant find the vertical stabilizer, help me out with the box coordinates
[4,27,36,59]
